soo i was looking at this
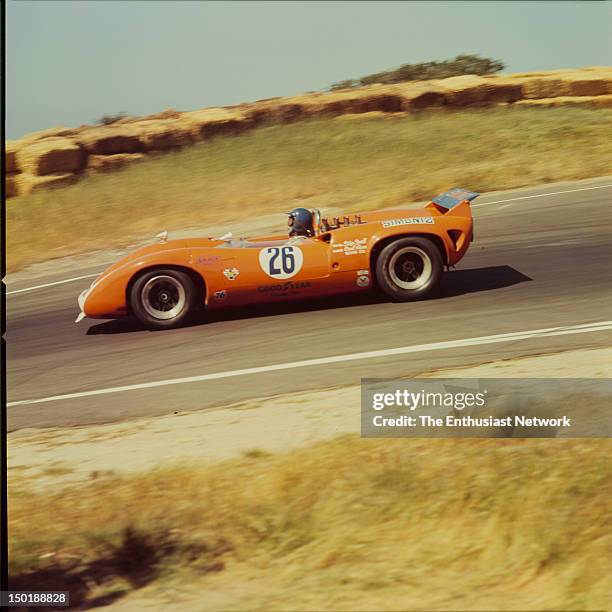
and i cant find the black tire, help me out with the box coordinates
[375,237,443,301]
[130,269,196,329]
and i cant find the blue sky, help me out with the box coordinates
[6,1,612,138]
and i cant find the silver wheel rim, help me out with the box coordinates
[141,275,186,320]
[388,246,432,290]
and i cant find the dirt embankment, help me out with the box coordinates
[6,67,612,198]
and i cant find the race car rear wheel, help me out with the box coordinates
[375,237,442,301]
[130,269,196,329]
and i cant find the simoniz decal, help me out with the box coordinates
[382,217,435,228]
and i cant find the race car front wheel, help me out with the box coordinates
[375,237,443,301]
[130,269,196,329]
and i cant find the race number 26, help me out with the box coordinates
[259,246,303,279]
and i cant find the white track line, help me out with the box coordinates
[472,184,612,208]
[6,273,100,295]
[8,320,612,408]
[6,183,612,296]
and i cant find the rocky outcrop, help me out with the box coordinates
[17,126,77,142]
[433,75,524,106]
[396,82,449,110]
[16,137,86,175]
[508,68,612,99]
[514,94,612,108]
[243,88,405,122]
[179,108,251,139]
[6,174,19,198]
[6,141,20,173]
[129,120,193,150]
[77,126,144,155]
[87,153,146,172]
[6,66,612,198]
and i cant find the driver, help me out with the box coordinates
[287,207,315,237]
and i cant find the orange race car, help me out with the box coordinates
[76,188,478,329]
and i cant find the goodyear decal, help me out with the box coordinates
[258,280,311,296]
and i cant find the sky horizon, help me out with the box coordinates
[6,0,612,139]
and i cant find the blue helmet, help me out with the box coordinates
[288,207,315,237]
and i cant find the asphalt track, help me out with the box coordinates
[6,178,612,431]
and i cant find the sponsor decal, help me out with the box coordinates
[197,255,220,265]
[213,290,227,300]
[223,267,240,281]
[259,245,304,279]
[258,281,311,296]
[356,269,370,287]
[381,217,434,228]
[332,238,368,256]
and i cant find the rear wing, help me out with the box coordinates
[429,188,479,214]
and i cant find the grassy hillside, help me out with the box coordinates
[7,106,612,272]
[9,437,610,610]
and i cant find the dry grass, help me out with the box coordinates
[6,106,612,272]
[9,437,611,610]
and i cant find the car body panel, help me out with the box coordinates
[77,189,476,321]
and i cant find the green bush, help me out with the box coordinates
[331,54,505,89]
[97,112,129,125]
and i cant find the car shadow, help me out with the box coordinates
[438,264,532,298]
[87,265,531,335]
[9,526,226,610]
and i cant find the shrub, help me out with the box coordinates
[97,112,128,125]
[330,54,505,89]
